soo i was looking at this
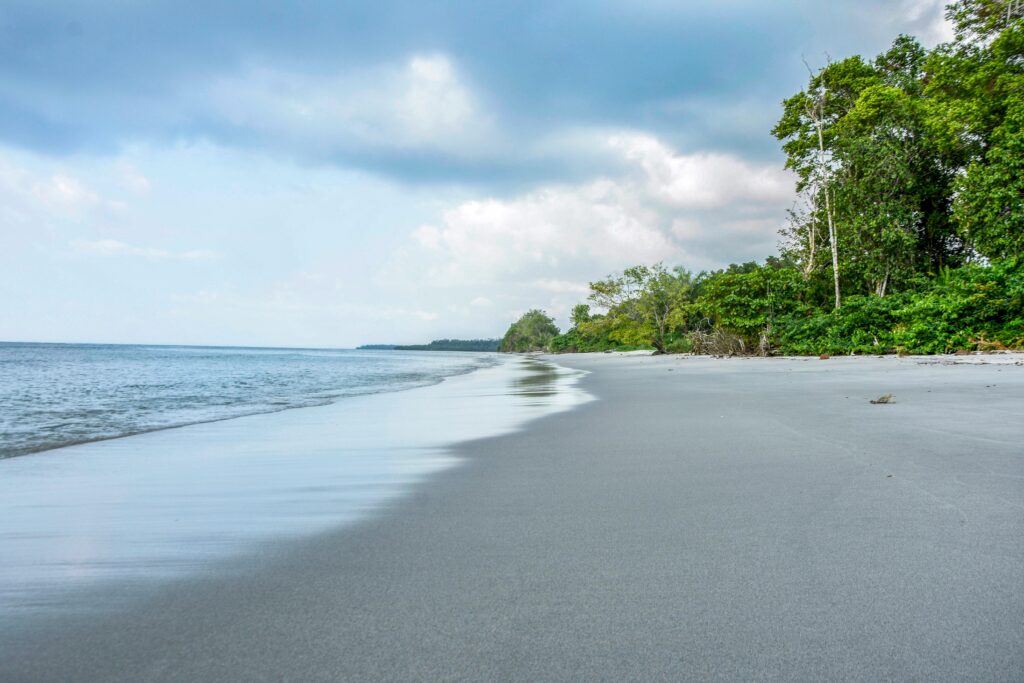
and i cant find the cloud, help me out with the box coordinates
[610,133,792,209]
[0,154,127,228]
[35,173,100,207]
[0,1,953,183]
[207,53,490,160]
[71,239,217,261]
[410,178,678,286]
[529,279,590,294]
[402,133,792,290]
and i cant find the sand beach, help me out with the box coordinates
[2,353,1022,681]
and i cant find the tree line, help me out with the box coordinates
[359,339,501,352]
[501,1,1023,356]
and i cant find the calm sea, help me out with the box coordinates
[0,342,499,458]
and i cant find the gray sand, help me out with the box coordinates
[4,354,1023,681]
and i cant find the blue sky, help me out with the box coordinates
[0,0,952,346]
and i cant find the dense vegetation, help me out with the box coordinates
[359,339,501,351]
[396,339,500,352]
[542,1,1023,356]
[499,310,560,352]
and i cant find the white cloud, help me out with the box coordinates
[0,155,130,233]
[37,173,100,207]
[408,172,681,287]
[209,53,491,157]
[529,279,590,294]
[609,133,792,209]
[402,132,791,285]
[71,239,217,261]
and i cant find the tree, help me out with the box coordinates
[498,310,560,352]
[522,1,1024,358]
[587,264,691,353]
[954,95,1024,258]
[774,56,878,308]
[570,304,592,327]
[780,190,822,278]
[930,19,1024,259]
[946,0,1024,44]
[777,36,968,300]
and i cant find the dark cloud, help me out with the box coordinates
[0,0,944,182]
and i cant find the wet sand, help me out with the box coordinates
[3,354,1023,681]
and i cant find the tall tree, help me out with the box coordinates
[929,14,1024,259]
[773,56,879,307]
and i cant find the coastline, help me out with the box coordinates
[0,345,505,460]
[4,353,1023,681]
[0,356,590,615]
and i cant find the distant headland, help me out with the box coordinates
[358,339,501,352]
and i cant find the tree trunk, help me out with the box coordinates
[825,186,841,309]
[875,266,890,297]
[806,89,841,310]
[817,126,841,310]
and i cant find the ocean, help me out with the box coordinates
[0,342,499,459]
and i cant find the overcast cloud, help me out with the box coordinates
[0,0,951,346]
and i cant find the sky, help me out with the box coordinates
[0,0,954,347]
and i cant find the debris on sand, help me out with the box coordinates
[870,393,894,404]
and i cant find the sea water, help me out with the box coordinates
[0,342,498,458]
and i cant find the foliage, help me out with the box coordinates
[951,92,1024,259]
[544,257,1022,357]
[583,264,693,353]
[394,339,501,352]
[508,3,1023,356]
[691,261,808,350]
[499,310,560,352]
[775,258,1024,353]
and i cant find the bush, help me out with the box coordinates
[772,258,1023,354]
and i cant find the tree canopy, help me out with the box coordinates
[529,2,1023,356]
[499,310,561,352]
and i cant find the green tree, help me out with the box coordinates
[776,36,967,301]
[499,309,560,352]
[946,0,1024,44]
[773,55,880,308]
[570,304,592,327]
[587,264,692,353]
[930,18,1024,259]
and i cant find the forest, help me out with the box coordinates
[504,1,1023,356]
[359,339,501,351]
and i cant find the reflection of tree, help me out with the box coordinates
[510,360,558,400]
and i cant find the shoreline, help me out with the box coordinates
[0,356,590,615]
[0,347,504,461]
[4,354,1023,680]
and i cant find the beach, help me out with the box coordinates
[3,353,1023,681]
